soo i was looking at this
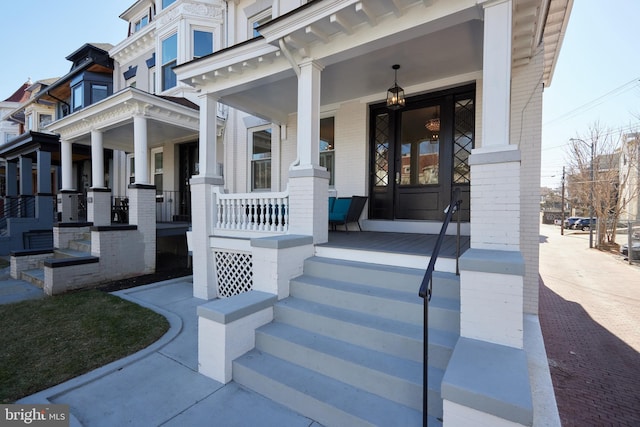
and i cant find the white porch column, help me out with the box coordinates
[481,0,512,148]
[191,93,224,300]
[60,140,74,191]
[91,130,105,188]
[133,114,149,185]
[288,59,329,244]
[445,3,531,425]
[294,59,322,169]
[198,93,220,178]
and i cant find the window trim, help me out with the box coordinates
[248,8,272,39]
[161,33,178,91]
[249,124,273,192]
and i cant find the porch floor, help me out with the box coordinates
[322,231,470,258]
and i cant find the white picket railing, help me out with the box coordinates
[214,189,289,233]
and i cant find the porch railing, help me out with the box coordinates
[2,195,36,219]
[156,190,190,223]
[214,189,289,233]
[418,187,462,426]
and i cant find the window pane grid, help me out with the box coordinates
[453,98,474,184]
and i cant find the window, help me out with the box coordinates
[39,114,52,129]
[152,149,163,194]
[134,15,149,32]
[91,84,108,104]
[193,30,213,59]
[26,114,33,131]
[319,117,335,186]
[72,84,83,111]
[249,9,271,38]
[128,155,135,184]
[162,34,178,91]
[162,0,176,9]
[251,127,272,191]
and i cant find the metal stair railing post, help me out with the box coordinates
[418,187,462,426]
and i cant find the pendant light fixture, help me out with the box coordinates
[386,64,405,110]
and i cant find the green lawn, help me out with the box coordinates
[0,290,169,403]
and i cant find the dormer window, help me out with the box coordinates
[134,15,149,32]
[72,84,83,112]
[162,0,176,9]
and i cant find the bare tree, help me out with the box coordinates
[565,123,639,246]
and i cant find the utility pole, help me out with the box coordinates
[561,166,565,236]
[589,140,595,249]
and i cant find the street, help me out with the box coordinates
[539,223,640,426]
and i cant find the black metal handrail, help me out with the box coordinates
[419,187,462,426]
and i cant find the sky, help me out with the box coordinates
[1,0,639,191]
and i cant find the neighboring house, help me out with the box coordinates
[173,0,572,426]
[620,133,640,221]
[8,1,224,292]
[0,81,29,209]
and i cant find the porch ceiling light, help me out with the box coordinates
[386,64,405,110]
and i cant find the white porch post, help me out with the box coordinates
[288,59,329,244]
[61,140,74,191]
[133,115,149,185]
[191,93,223,300]
[128,114,155,273]
[88,130,111,226]
[58,139,79,222]
[91,130,105,188]
[443,2,532,425]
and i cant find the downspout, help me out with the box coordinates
[46,91,72,114]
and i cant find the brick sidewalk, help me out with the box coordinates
[538,224,640,426]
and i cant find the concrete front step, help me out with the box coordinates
[21,269,44,288]
[302,256,460,300]
[254,322,447,414]
[68,239,91,253]
[233,351,428,427]
[290,275,460,333]
[274,297,457,369]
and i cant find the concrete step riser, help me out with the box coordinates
[255,328,436,412]
[20,272,44,289]
[303,257,460,300]
[233,361,375,427]
[275,303,454,369]
[69,240,91,252]
[290,280,459,333]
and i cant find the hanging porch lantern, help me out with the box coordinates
[386,64,405,110]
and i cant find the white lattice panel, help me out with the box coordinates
[215,250,253,298]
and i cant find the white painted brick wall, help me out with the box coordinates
[92,229,146,275]
[54,226,91,249]
[251,243,314,299]
[470,161,521,250]
[45,263,103,295]
[128,187,156,273]
[334,101,368,200]
[10,253,51,279]
[287,173,329,243]
[460,270,524,348]
[87,191,111,226]
[198,307,273,384]
[511,46,544,315]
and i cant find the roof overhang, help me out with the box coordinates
[45,87,201,152]
[175,0,571,122]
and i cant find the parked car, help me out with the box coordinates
[563,217,582,229]
[620,241,640,259]
[574,217,596,231]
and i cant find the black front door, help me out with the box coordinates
[369,85,474,221]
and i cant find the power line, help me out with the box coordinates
[544,78,640,126]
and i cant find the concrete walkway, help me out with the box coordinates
[538,224,640,426]
[17,277,321,427]
[0,266,44,304]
